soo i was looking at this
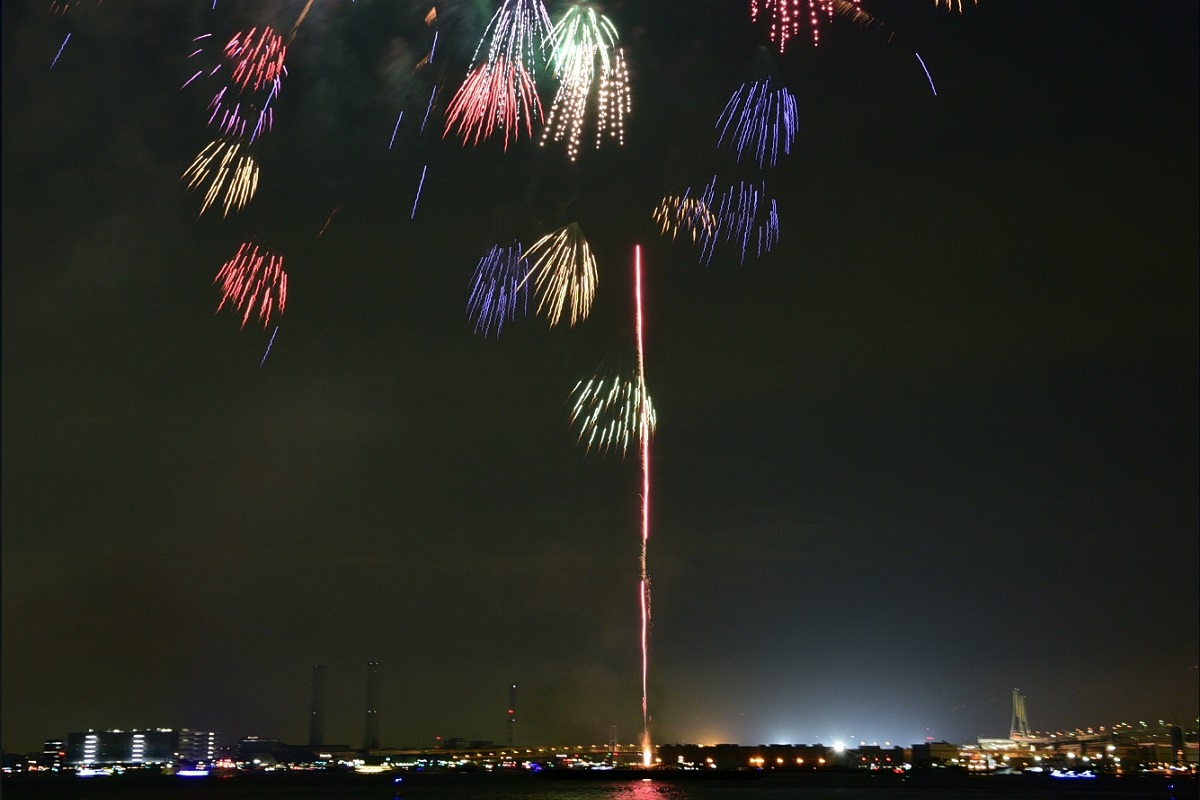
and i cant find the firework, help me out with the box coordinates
[50,32,70,69]
[182,139,259,217]
[935,0,976,11]
[567,247,655,764]
[226,27,286,92]
[214,242,287,329]
[415,32,439,72]
[750,0,862,51]
[317,207,340,238]
[444,57,543,150]
[468,242,530,337]
[259,326,279,369]
[183,30,285,142]
[519,223,597,328]
[670,178,779,265]
[652,194,717,243]
[633,244,653,768]
[47,0,100,19]
[473,0,553,75]
[915,52,937,96]
[540,5,630,161]
[204,80,279,140]
[594,47,630,151]
[715,76,798,168]
[569,367,656,456]
[411,165,428,219]
[420,85,438,134]
[289,0,315,41]
[389,110,405,148]
[469,246,528,331]
[702,179,780,265]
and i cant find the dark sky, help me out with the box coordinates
[3,0,1197,755]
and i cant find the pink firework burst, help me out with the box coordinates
[750,0,862,51]
[183,28,285,141]
[225,27,286,93]
[443,56,543,150]
[214,242,287,329]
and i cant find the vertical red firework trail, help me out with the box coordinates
[635,244,653,766]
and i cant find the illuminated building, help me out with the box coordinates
[63,728,218,766]
[177,729,218,762]
[40,739,65,770]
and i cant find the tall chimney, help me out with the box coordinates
[364,661,381,750]
[508,683,517,747]
[309,664,326,747]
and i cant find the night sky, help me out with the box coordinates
[2,0,1197,756]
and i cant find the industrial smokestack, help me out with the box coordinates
[309,664,326,747]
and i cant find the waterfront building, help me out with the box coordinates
[63,728,218,766]
[40,740,64,770]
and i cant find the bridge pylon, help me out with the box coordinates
[1010,688,1031,739]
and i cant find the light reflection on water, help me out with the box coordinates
[3,772,1192,800]
[397,776,710,800]
[608,780,690,800]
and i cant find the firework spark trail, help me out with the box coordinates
[474,0,553,75]
[389,110,404,149]
[936,0,976,11]
[185,32,282,141]
[444,57,543,150]
[48,1,103,20]
[569,370,656,456]
[518,223,597,327]
[750,0,862,51]
[205,84,269,139]
[182,139,260,217]
[50,32,71,69]
[540,5,629,161]
[693,178,780,265]
[214,242,287,329]
[633,243,653,768]
[468,243,530,336]
[411,165,428,219]
[288,0,315,43]
[652,194,717,243]
[715,76,798,168]
[317,207,339,238]
[181,34,212,88]
[420,86,438,134]
[249,80,280,142]
[594,47,630,151]
[915,52,937,96]
[447,0,551,150]
[259,326,279,368]
[226,27,286,92]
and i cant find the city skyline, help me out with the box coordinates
[14,683,1195,757]
[3,0,1197,756]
